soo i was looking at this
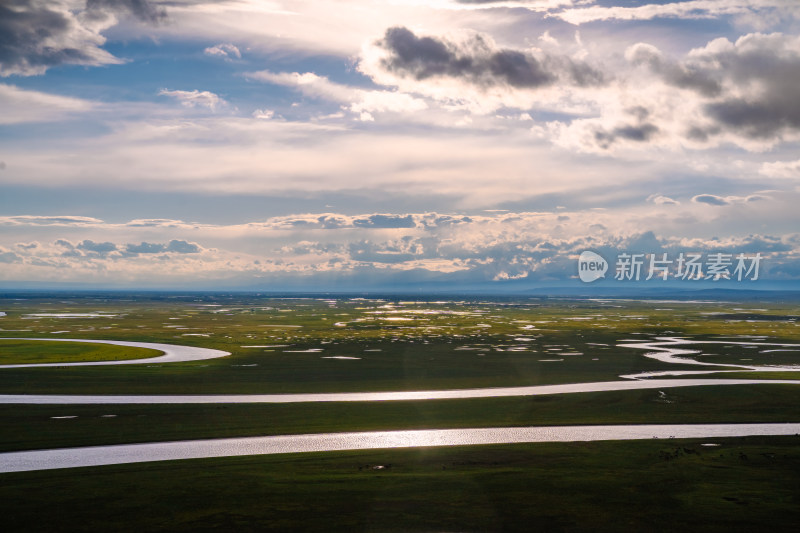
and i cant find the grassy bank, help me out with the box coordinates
[0,340,162,365]
[1,436,799,532]
[2,385,800,452]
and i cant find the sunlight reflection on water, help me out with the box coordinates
[3,378,800,404]
[3,424,800,473]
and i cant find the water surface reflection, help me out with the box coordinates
[3,423,799,473]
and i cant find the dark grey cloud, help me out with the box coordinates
[77,240,118,254]
[593,122,659,149]
[685,125,721,142]
[126,242,167,254]
[1,1,100,76]
[705,95,800,140]
[692,194,729,206]
[165,239,200,253]
[0,0,166,76]
[621,231,666,254]
[631,35,800,143]
[0,250,22,263]
[126,239,200,254]
[86,0,167,24]
[628,44,721,97]
[698,38,800,139]
[420,214,473,228]
[353,214,416,229]
[317,215,348,229]
[375,26,606,90]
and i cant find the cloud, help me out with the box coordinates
[164,239,201,253]
[245,70,427,117]
[86,0,167,25]
[692,194,730,206]
[204,42,241,59]
[553,0,800,27]
[246,70,353,100]
[626,43,722,98]
[250,213,421,231]
[760,159,800,178]
[0,0,167,77]
[557,32,800,152]
[647,194,680,205]
[643,33,800,143]
[0,0,121,76]
[691,193,769,206]
[353,214,417,229]
[0,215,104,226]
[0,249,22,263]
[77,239,118,254]
[126,241,166,254]
[592,122,660,149]
[2,207,799,285]
[159,89,227,110]
[281,241,343,256]
[125,218,187,228]
[0,83,93,123]
[366,26,606,91]
[252,108,275,119]
[126,239,201,254]
[437,0,578,10]
[698,34,800,140]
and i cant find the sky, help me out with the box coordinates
[1,0,800,290]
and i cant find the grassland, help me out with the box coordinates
[2,385,800,453]
[0,340,162,364]
[1,293,799,531]
[0,294,798,394]
[1,436,799,532]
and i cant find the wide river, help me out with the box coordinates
[1,336,799,474]
[2,423,799,473]
[2,378,800,404]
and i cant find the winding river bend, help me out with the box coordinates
[619,336,800,378]
[1,336,799,403]
[0,338,230,367]
[1,336,799,474]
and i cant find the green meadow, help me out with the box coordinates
[0,293,799,531]
[1,437,799,532]
[1,295,798,395]
[0,340,161,365]
[2,385,800,453]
